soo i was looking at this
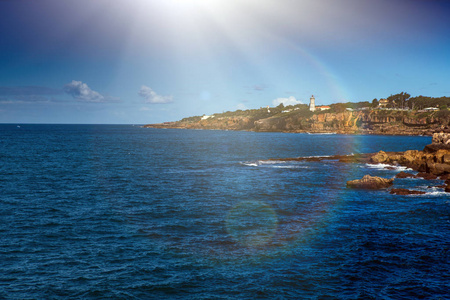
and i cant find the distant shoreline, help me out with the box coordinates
[144,107,450,137]
[143,124,435,137]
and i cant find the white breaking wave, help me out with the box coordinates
[272,165,309,169]
[240,160,308,169]
[307,132,337,135]
[426,191,450,196]
[365,163,412,171]
[258,160,286,165]
[240,162,259,167]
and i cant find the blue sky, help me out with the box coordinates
[1,0,450,124]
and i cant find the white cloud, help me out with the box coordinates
[138,85,173,104]
[272,96,303,106]
[63,80,105,102]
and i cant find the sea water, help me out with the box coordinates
[0,124,448,299]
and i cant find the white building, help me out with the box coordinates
[309,95,316,112]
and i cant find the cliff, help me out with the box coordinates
[144,107,450,136]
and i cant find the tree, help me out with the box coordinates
[331,103,347,113]
[371,98,379,108]
[387,92,410,109]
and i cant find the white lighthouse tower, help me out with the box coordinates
[309,95,316,112]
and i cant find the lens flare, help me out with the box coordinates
[226,200,278,247]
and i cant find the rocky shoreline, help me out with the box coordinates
[145,109,450,136]
[273,132,450,195]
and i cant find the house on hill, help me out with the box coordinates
[316,105,331,111]
[378,99,389,108]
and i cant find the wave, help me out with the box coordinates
[307,132,337,135]
[365,163,412,171]
[258,160,285,165]
[240,162,259,167]
[240,160,308,169]
[272,165,309,169]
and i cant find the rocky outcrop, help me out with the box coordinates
[368,136,450,176]
[432,132,450,144]
[370,151,390,164]
[395,171,416,178]
[346,175,394,189]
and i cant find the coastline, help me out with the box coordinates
[267,132,450,194]
[143,125,434,137]
[144,109,450,136]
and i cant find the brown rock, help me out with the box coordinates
[427,162,450,175]
[346,175,394,189]
[371,151,390,164]
[445,185,450,193]
[396,171,416,178]
[416,172,438,180]
[390,188,426,195]
[440,174,450,180]
[401,150,420,163]
[423,143,450,153]
[442,154,450,164]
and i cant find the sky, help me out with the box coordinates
[1,0,450,124]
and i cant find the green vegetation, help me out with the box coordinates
[177,93,449,127]
[379,92,450,110]
[327,101,371,113]
[180,115,202,123]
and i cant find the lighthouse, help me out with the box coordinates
[309,95,316,112]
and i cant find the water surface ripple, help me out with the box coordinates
[0,125,448,299]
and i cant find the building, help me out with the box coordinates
[424,107,439,111]
[316,105,330,111]
[309,95,316,112]
[378,99,389,108]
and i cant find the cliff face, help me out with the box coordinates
[145,109,450,136]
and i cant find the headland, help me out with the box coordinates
[145,95,450,136]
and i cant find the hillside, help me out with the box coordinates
[144,101,450,136]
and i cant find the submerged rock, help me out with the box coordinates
[346,175,394,189]
[395,171,416,178]
[390,188,426,195]
[416,172,438,180]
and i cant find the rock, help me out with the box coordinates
[427,162,450,175]
[396,171,416,178]
[431,132,450,144]
[390,188,426,195]
[440,174,450,180]
[416,172,438,180]
[402,150,419,163]
[346,175,394,189]
[423,143,450,153]
[371,151,390,164]
[445,185,450,193]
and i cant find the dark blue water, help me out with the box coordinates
[1,125,449,299]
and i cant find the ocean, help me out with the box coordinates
[1,124,449,299]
